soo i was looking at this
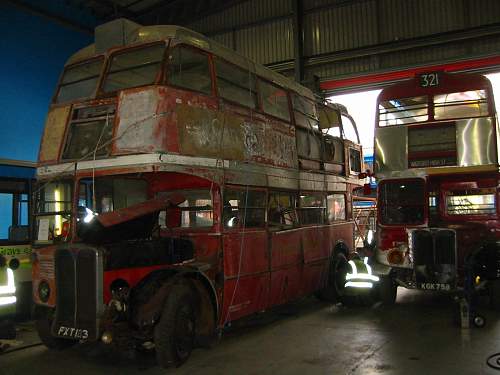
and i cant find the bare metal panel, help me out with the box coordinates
[115,88,161,153]
[39,106,71,163]
[456,118,496,167]
[299,171,326,191]
[374,126,407,175]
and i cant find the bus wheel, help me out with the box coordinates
[154,284,196,368]
[379,276,397,305]
[489,280,500,311]
[317,252,350,303]
[35,310,75,350]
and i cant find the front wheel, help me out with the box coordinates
[489,279,500,311]
[316,253,350,303]
[154,284,196,368]
[378,276,397,305]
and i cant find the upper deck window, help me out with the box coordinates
[379,96,428,126]
[434,90,488,120]
[167,46,212,95]
[102,44,165,93]
[293,95,319,129]
[55,58,103,103]
[259,80,290,121]
[215,59,257,109]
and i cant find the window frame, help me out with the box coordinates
[164,43,214,96]
[214,57,258,110]
[378,178,426,226]
[53,56,105,104]
[292,94,319,129]
[267,190,298,230]
[378,95,430,127]
[296,192,327,226]
[326,193,347,223]
[0,178,32,244]
[258,78,292,123]
[443,188,496,218]
[99,41,168,96]
[222,186,267,230]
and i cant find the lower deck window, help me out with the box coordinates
[327,194,346,222]
[158,189,213,228]
[446,190,495,216]
[268,191,297,228]
[223,188,265,228]
[297,193,325,225]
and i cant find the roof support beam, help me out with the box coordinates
[4,0,93,34]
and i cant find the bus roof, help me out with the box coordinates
[66,20,314,100]
[377,72,493,102]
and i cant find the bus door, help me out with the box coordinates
[221,187,269,322]
[267,191,303,306]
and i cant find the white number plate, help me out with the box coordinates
[418,282,451,291]
[56,325,89,340]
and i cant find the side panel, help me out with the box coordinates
[221,229,269,322]
[269,228,303,307]
[374,126,408,174]
[456,118,496,166]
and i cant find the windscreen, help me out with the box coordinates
[379,179,425,225]
[34,180,73,244]
[55,58,103,103]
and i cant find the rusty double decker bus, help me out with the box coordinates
[32,20,363,367]
[372,71,500,307]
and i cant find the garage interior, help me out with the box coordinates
[1,0,500,374]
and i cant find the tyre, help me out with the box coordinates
[317,252,350,303]
[154,284,196,368]
[35,309,75,350]
[379,276,397,305]
[489,279,500,311]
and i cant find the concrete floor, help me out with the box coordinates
[2,289,500,375]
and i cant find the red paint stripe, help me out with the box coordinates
[320,55,500,91]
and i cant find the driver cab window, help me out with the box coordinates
[158,189,213,228]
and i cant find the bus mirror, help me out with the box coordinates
[363,183,372,196]
[166,206,182,228]
[318,106,341,130]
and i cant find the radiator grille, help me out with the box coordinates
[411,229,456,285]
[53,247,102,341]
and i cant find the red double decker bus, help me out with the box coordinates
[372,71,500,307]
[31,19,363,367]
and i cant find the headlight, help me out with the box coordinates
[38,281,51,302]
[9,258,20,271]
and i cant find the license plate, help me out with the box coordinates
[55,325,89,340]
[418,282,451,291]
